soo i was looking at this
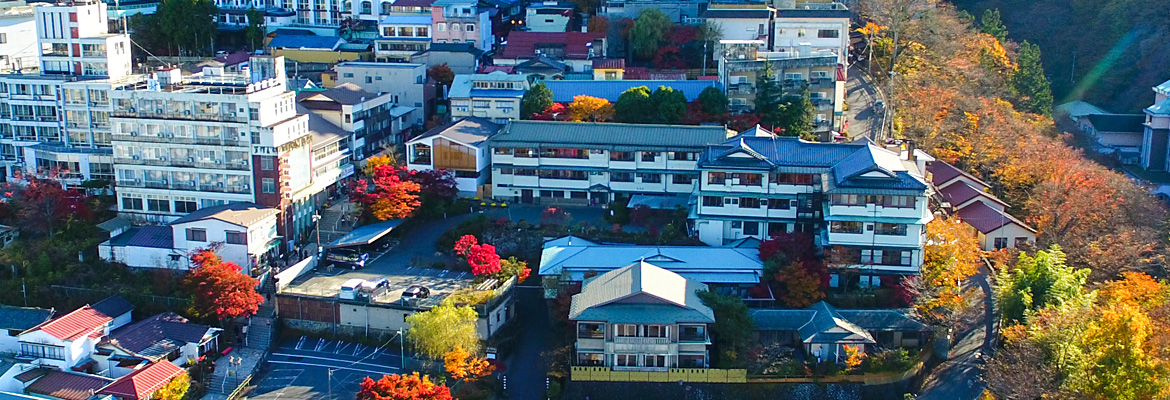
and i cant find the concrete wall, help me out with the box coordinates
[273,49,367,64]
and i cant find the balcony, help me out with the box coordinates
[613,336,670,345]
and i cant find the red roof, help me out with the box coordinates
[99,362,184,400]
[956,201,1035,234]
[501,31,605,60]
[480,65,514,73]
[624,67,649,80]
[592,58,624,69]
[938,181,1006,208]
[25,371,114,400]
[927,160,989,190]
[35,305,112,341]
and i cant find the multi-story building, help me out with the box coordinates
[297,82,399,161]
[332,61,427,127]
[703,1,772,42]
[448,72,528,122]
[772,0,850,65]
[405,116,501,193]
[569,261,714,370]
[35,0,132,78]
[1139,78,1170,171]
[718,40,844,135]
[524,0,572,33]
[599,0,706,23]
[431,0,491,51]
[692,128,931,285]
[0,0,37,73]
[488,121,730,205]
[375,14,432,61]
[495,31,607,73]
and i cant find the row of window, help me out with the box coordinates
[381,26,428,37]
[730,220,814,236]
[500,168,697,184]
[436,22,476,32]
[830,194,916,208]
[828,221,909,236]
[707,172,816,186]
[702,196,796,210]
[495,148,699,162]
[185,227,248,244]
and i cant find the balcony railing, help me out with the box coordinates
[613,336,670,345]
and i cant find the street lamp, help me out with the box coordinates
[312,214,322,256]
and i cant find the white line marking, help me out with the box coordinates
[268,360,399,375]
[271,353,397,370]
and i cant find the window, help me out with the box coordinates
[615,354,637,367]
[768,222,788,235]
[798,28,806,37]
[881,250,909,266]
[739,197,760,208]
[416,27,428,36]
[994,237,1008,250]
[262,178,276,193]
[731,221,742,229]
[186,228,207,242]
[147,196,169,212]
[452,23,460,31]
[645,324,667,337]
[226,231,247,245]
[672,173,695,184]
[708,172,726,184]
[817,29,840,38]
[122,196,143,210]
[578,353,604,366]
[670,151,696,161]
[768,198,792,209]
[875,223,907,236]
[473,100,491,108]
[437,23,446,31]
[702,196,722,207]
[611,172,634,182]
[724,197,739,206]
[174,198,198,213]
[743,221,759,235]
[20,343,64,360]
[645,354,667,368]
[831,194,863,206]
[615,324,637,337]
[640,151,657,162]
[884,195,914,208]
[465,23,474,32]
[678,325,705,342]
[610,151,634,161]
[734,173,762,186]
[261,156,274,171]
[830,221,863,234]
[638,173,661,183]
[772,173,814,185]
[0,33,6,44]
[1015,237,1030,247]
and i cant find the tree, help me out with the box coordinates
[855,22,886,76]
[917,218,983,324]
[774,260,825,308]
[349,165,422,221]
[407,169,458,199]
[1011,41,1053,115]
[153,373,190,400]
[183,248,265,321]
[979,9,1008,44]
[406,302,480,359]
[453,234,477,257]
[498,256,531,283]
[363,155,396,176]
[443,346,495,382]
[754,62,783,124]
[587,16,608,33]
[696,290,755,368]
[650,86,687,124]
[1070,301,1167,399]
[154,0,218,56]
[614,86,653,123]
[774,91,816,140]
[996,245,1091,324]
[244,8,266,50]
[521,82,554,119]
[628,9,671,60]
[758,232,817,265]
[466,243,501,276]
[427,64,455,88]
[10,178,91,239]
[569,0,601,14]
[843,345,865,372]
[356,373,453,400]
[697,86,728,116]
[566,95,615,122]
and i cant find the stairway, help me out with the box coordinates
[246,304,276,351]
[206,347,265,395]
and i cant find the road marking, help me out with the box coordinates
[271,353,398,370]
[268,360,399,375]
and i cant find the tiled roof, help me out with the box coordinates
[14,367,50,383]
[211,52,251,67]
[92,295,135,319]
[541,80,722,103]
[479,65,514,73]
[569,261,715,324]
[592,58,624,69]
[26,371,115,400]
[98,362,184,400]
[514,56,566,73]
[956,201,1036,234]
[539,235,763,284]
[268,35,344,50]
[926,160,989,190]
[106,226,174,249]
[1083,113,1144,133]
[500,31,606,60]
[104,312,215,360]
[298,82,380,106]
[34,305,112,341]
[1147,99,1170,116]
[378,14,431,25]
[170,202,280,228]
[750,302,925,344]
[409,116,502,146]
[938,180,1006,208]
[0,304,53,331]
[492,121,731,152]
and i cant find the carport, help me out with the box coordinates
[326,219,404,249]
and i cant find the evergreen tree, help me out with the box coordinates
[650,86,687,124]
[628,9,671,61]
[520,82,554,119]
[776,89,815,140]
[980,9,1008,44]
[244,9,266,51]
[1011,41,1054,115]
[697,86,728,116]
[614,86,653,123]
[754,62,783,126]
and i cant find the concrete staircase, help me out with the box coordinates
[207,347,266,395]
[246,306,275,351]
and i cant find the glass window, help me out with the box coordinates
[994,237,1008,249]
[122,197,143,210]
[875,223,907,236]
[708,172,726,184]
[225,231,247,245]
[830,221,863,234]
[702,196,722,207]
[615,324,637,337]
[615,354,637,366]
[577,323,604,338]
[638,173,661,183]
[645,355,667,367]
[817,29,840,38]
[147,196,169,212]
[831,194,863,206]
[768,198,792,209]
[678,325,705,342]
[609,151,634,161]
[186,228,207,242]
[734,173,762,185]
[611,172,634,182]
[578,353,604,366]
[640,151,657,162]
[262,178,276,193]
[672,173,695,184]
[739,197,760,208]
[645,325,667,337]
[743,221,759,235]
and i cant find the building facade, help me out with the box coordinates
[1140,79,1170,171]
[448,72,527,122]
[431,0,491,51]
[0,0,37,73]
[375,14,432,61]
[406,116,501,193]
[332,61,427,127]
[718,40,844,135]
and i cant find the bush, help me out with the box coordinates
[866,348,918,373]
[436,215,490,252]
[546,380,562,399]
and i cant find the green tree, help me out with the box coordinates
[520,82,554,119]
[1011,41,1054,115]
[696,290,755,368]
[614,85,653,123]
[980,9,1008,44]
[244,8,266,51]
[154,0,218,55]
[775,90,816,140]
[697,86,728,116]
[996,245,1091,324]
[754,62,783,125]
[628,9,671,60]
[406,302,480,359]
[650,86,687,124]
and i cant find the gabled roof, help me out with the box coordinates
[103,312,216,360]
[569,261,715,324]
[98,362,184,400]
[26,371,114,400]
[92,295,135,319]
[298,82,380,106]
[492,121,731,152]
[30,305,112,341]
[938,180,1007,208]
[1156,79,1170,96]
[751,302,926,345]
[514,56,567,73]
[797,302,873,344]
[1083,113,1144,133]
[926,160,990,190]
[1148,99,1170,116]
[500,31,606,60]
[592,58,625,69]
[211,51,251,67]
[106,226,174,249]
[422,42,485,56]
[1055,100,1107,118]
[0,304,53,331]
[297,105,348,148]
[541,80,722,103]
[170,202,280,228]
[539,235,763,284]
[409,116,502,146]
[956,201,1036,234]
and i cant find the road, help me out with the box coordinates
[843,64,885,141]
[917,266,996,400]
[251,338,403,400]
[503,284,554,400]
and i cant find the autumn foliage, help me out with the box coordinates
[914,218,983,323]
[355,373,453,400]
[183,248,265,320]
[443,345,495,382]
[350,165,422,221]
[566,95,615,122]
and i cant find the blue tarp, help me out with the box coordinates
[327,219,404,248]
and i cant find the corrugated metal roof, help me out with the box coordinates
[26,371,114,400]
[409,116,502,146]
[938,180,1006,208]
[92,295,134,319]
[171,202,279,227]
[268,35,344,50]
[35,305,112,341]
[492,121,731,151]
[542,80,722,103]
[448,72,528,99]
[539,235,763,284]
[327,219,404,248]
[956,201,1035,234]
[98,361,184,400]
[0,305,53,331]
[378,15,432,25]
[568,261,715,324]
[927,160,989,190]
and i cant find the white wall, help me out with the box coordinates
[978,224,1036,251]
[711,18,768,41]
[100,243,185,269]
[0,16,37,72]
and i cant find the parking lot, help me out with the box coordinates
[249,337,403,400]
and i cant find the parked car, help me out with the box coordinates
[325,248,369,269]
[402,285,430,300]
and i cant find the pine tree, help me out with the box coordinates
[980,9,1008,44]
[520,82,554,119]
[754,62,783,126]
[1012,41,1054,116]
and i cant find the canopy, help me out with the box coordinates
[627,194,688,210]
[327,219,403,248]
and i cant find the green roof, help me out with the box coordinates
[490,121,732,152]
[569,261,715,324]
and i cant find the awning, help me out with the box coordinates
[327,219,404,248]
[627,194,689,210]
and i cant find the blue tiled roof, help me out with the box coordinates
[542,80,723,103]
[109,226,174,249]
[268,35,344,50]
[379,15,432,25]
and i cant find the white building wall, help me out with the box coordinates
[333,63,426,126]
[978,224,1036,251]
[0,13,37,72]
[711,18,768,41]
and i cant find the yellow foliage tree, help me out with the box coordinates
[443,345,495,382]
[363,154,395,176]
[918,218,982,322]
[566,95,615,122]
[152,372,190,400]
[843,345,865,372]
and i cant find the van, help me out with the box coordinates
[360,278,390,297]
[339,278,365,300]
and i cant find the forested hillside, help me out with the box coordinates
[952,0,1170,112]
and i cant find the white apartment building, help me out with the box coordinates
[297,82,400,161]
[332,61,427,127]
[449,72,527,122]
[488,121,731,205]
[431,0,492,51]
[0,0,37,73]
[35,0,132,78]
[215,0,434,32]
[703,2,772,42]
[375,14,432,61]
[718,40,845,135]
[524,1,572,33]
[773,1,850,66]
[692,128,931,284]
[406,116,501,193]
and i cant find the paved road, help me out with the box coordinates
[843,64,885,141]
[917,266,996,400]
[503,285,554,400]
[250,338,403,400]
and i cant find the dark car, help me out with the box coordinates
[325,248,369,269]
[402,285,430,299]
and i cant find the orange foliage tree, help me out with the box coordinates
[443,345,495,382]
[350,165,422,221]
[355,373,453,400]
[774,260,825,308]
[566,95,615,122]
[915,218,982,324]
[183,248,265,321]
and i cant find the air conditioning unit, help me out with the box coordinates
[128,108,136,113]
[214,160,223,165]
[188,181,195,186]
[184,110,191,115]
[242,184,250,190]
[216,182,224,187]
[155,109,163,113]
[161,179,168,184]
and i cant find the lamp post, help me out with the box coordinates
[312,213,322,255]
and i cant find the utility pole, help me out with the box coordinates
[327,368,333,400]
[312,214,322,255]
[398,327,405,369]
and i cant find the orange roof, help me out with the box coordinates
[35,306,112,341]
[98,362,184,400]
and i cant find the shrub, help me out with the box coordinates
[866,348,917,373]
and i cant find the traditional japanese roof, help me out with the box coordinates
[298,83,381,106]
[92,295,135,319]
[1147,99,1170,116]
[103,312,217,360]
[170,202,279,228]
[448,71,528,99]
[491,121,731,152]
[926,160,990,190]
[25,371,114,400]
[1083,113,1144,133]
[751,302,927,344]
[0,304,53,332]
[955,201,1036,234]
[592,58,625,69]
[1155,79,1170,96]
[30,305,112,341]
[98,362,184,400]
[569,261,716,324]
[268,35,344,51]
[106,226,174,249]
[539,235,763,284]
[499,31,606,60]
[409,116,502,146]
[513,56,566,73]
[541,80,722,103]
[938,180,1007,209]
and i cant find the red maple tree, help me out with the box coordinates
[350,165,422,221]
[466,243,501,276]
[355,373,452,400]
[183,248,265,320]
[453,235,478,257]
[8,178,92,238]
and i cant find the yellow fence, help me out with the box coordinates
[571,367,747,383]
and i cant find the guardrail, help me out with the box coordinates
[570,367,747,383]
